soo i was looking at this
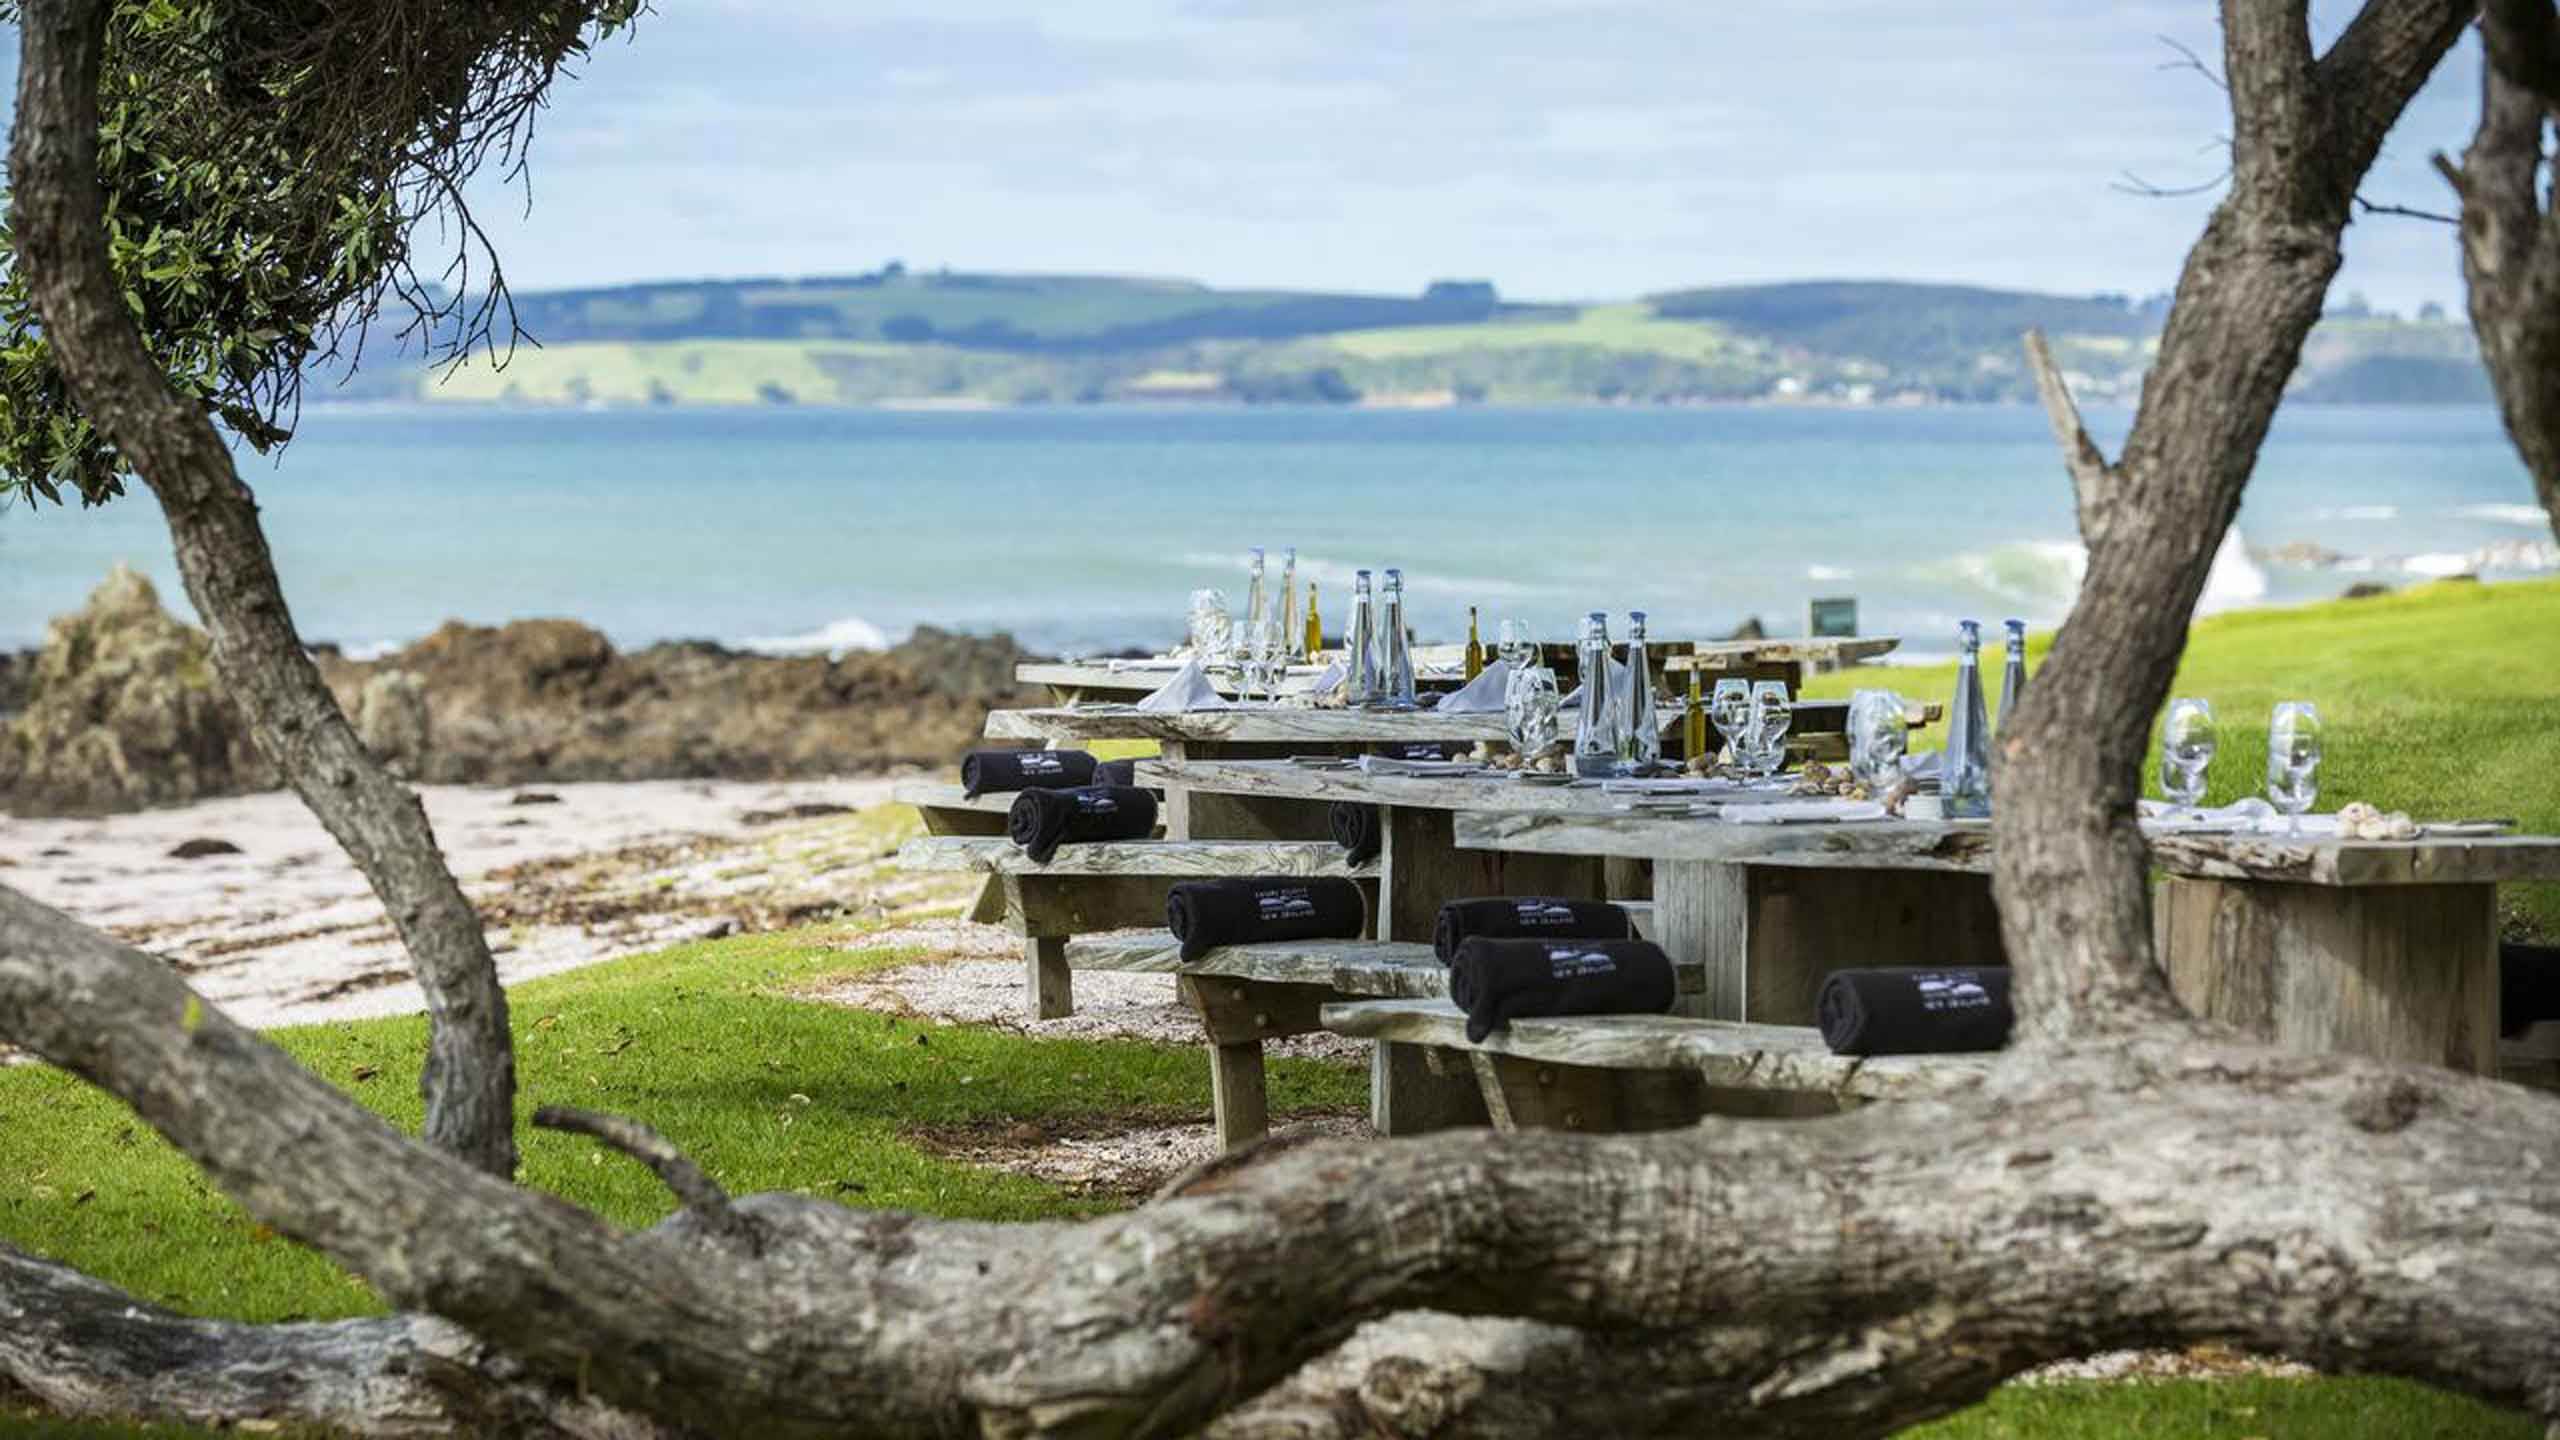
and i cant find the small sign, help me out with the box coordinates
[1808,596,1859,638]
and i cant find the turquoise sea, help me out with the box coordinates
[4,403,2551,659]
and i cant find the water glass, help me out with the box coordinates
[1496,619,1533,670]
[2159,697,2217,818]
[1710,678,1752,769]
[1187,588,1231,666]
[2266,701,2323,835]
[1243,617,1283,702]
[1747,680,1793,779]
[1849,689,1908,791]
[1506,663,1561,763]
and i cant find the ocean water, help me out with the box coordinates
[3,403,2551,659]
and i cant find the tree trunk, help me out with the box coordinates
[7,0,516,1177]
[6,0,2554,1437]
[2444,0,2560,550]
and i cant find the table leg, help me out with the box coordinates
[1180,975,1325,1151]
[1024,935,1073,1021]
[1651,863,2005,1024]
[1370,1040,1490,1135]
[2156,877,2498,1074]
[1378,805,1606,942]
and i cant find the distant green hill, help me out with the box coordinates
[344,271,2489,410]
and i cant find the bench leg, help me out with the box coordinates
[1024,935,1073,1021]
[1466,1053,1705,1133]
[1208,1040,1270,1150]
[1371,1040,1489,1136]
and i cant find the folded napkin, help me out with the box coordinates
[961,748,1098,798]
[1901,751,1943,780]
[1135,658,1234,712]
[1006,785,1158,864]
[1724,799,1891,825]
[1448,937,1677,1042]
[1816,967,2013,1055]
[1436,659,1513,714]
[1308,658,1347,697]
[2502,942,2560,1038]
[1329,802,1382,864]
[1434,896,1635,964]
[2137,797,2272,831]
[1556,658,1630,710]
[1357,755,1481,777]
[1166,876,1367,962]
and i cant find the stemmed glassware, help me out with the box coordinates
[1747,680,1793,780]
[1242,616,1284,703]
[1709,679,1752,772]
[2159,697,2217,820]
[1496,619,1533,671]
[1506,662,1561,766]
[1848,689,1908,793]
[1188,588,1232,669]
[2266,700,2323,836]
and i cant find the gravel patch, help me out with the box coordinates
[2020,1344,2313,1385]
[813,948,1372,1065]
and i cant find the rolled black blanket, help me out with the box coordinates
[1448,937,1676,1042]
[1166,877,1367,962]
[1330,802,1382,864]
[1097,757,1142,789]
[1433,896,1634,964]
[1006,785,1157,865]
[2502,942,2560,1038]
[1815,967,2013,1056]
[962,748,1098,798]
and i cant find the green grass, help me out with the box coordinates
[0,924,1363,1324]
[1316,302,1745,362]
[1909,1375,2533,1438]
[1804,576,2560,937]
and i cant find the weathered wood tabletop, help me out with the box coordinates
[1662,635,1902,673]
[1140,758,1800,817]
[985,705,1516,745]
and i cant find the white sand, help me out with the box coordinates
[2,777,904,1029]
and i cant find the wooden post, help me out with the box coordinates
[1649,863,2004,1025]
[1652,860,1748,1020]
[1024,935,1073,1022]
[1377,805,1606,943]
[1180,975,1326,1151]
[1370,1041,1490,1136]
[2156,877,2499,1074]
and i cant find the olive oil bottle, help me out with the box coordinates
[1463,606,1485,680]
[1303,582,1323,658]
[1684,669,1707,759]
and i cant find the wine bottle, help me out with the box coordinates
[1463,606,1485,680]
[1303,581,1323,659]
[1684,668,1707,760]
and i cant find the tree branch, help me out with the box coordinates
[533,1106,760,1250]
[2022,329,2117,544]
[8,0,519,1176]
[2482,0,2560,104]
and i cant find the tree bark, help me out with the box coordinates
[2443,0,2560,549]
[3,885,2558,1437]
[1997,0,2474,1039]
[8,0,517,1176]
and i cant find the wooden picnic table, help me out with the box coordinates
[1453,809,2560,1077]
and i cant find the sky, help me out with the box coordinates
[0,4,2497,311]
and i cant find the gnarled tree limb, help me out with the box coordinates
[8,0,517,1176]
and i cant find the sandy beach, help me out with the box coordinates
[1,776,919,1030]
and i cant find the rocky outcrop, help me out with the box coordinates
[0,566,272,816]
[0,575,1042,815]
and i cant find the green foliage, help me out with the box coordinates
[0,0,645,508]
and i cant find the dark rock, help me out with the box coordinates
[510,791,565,806]
[2342,581,2394,600]
[167,837,243,859]
[1726,615,1767,642]
[740,802,853,826]
[37,846,72,858]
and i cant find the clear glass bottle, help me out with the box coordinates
[1998,617,2028,733]
[1242,548,1269,663]
[1572,611,1619,778]
[1619,610,1660,773]
[1943,619,1993,818]
[1463,606,1485,680]
[1345,570,1379,704]
[1377,568,1417,709]
[1279,548,1300,660]
[1303,581,1323,659]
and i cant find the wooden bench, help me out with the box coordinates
[1322,997,1993,1132]
[895,836,1379,1021]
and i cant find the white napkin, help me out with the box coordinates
[1307,658,1347,697]
[1357,755,1481,777]
[1437,659,1512,714]
[1600,777,1718,795]
[1135,658,1234,712]
[1900,751,1942,779]
[2138,797,2273,833]
[1556,658,1630,710]
[1724,798,1891,825]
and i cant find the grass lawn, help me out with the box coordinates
[1804,576,2560,938]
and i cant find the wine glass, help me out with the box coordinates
[1748,680,1793,780]
[2159,697,2217,820]
[1849,689,1908,792]
[1710,678,1752,771]
[1496,619,1533,671]
[1243,616,1282,703]
[1187,588,1231,669]
[1506,663,1561,765]
[2266,701,2323,836]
